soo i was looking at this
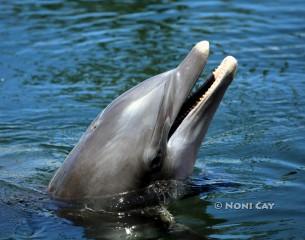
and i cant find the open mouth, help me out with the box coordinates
[168,56,237,139]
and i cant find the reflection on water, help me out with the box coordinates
[1,0,305,239]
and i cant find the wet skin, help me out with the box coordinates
[48,41,237,202]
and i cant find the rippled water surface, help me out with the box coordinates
[1,0,305,239]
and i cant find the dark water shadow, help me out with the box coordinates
[52,178,241,239]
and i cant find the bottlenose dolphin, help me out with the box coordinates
[48,41,237,204]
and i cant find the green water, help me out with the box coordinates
[1,0,305,239]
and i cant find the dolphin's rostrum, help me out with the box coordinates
[48,41,237,203]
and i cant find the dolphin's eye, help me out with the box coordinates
[150,150,162,172]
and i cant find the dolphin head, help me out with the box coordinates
[48,41,237,199]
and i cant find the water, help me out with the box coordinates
[1,0,305,239]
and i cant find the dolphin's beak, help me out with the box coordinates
[164,45,238,179]
[169,55,237,137]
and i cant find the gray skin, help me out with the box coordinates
[48,41,237,201]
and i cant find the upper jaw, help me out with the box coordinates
[160,41,210,138]
[168,41,210,121]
